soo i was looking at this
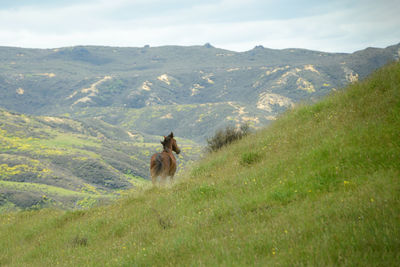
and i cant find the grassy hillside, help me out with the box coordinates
[0,111,200,211]
[0,62,399,266]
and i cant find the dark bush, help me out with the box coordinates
[206,123,250,152]
[240,151,261,165]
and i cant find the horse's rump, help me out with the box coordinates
[150,153,163,176]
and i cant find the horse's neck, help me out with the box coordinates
[163,147,175,163]
[163,145,173,154]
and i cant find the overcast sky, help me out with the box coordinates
[0,0,399,53]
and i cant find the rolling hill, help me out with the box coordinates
[0,109,200,211]
[0,61,398,266]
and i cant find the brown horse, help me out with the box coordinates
[150,132,181,185]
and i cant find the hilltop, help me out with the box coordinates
[0,61,398,266]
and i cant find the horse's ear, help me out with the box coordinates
[170,132,174,138]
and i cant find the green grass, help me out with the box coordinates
[36,132,101,149]
[0,180,115,211]
[0,181,97,197]
[0,62,399,266]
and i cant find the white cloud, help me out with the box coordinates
[0,0,399,52]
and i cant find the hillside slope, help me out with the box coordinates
[0,110,200,211]
[0,62,399,266]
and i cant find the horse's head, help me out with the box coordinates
[161,132,181,154]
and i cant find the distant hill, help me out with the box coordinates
[0,61,398,266]
[0,43,399,142]
[0,109,199,210]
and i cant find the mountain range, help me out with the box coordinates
[1,43,399,141]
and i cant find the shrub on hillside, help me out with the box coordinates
[206,123,250,152]
[240,151,261,165]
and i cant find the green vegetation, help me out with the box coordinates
[206,123,250,152]
[0,180,111,211]
[0,62,398,265]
